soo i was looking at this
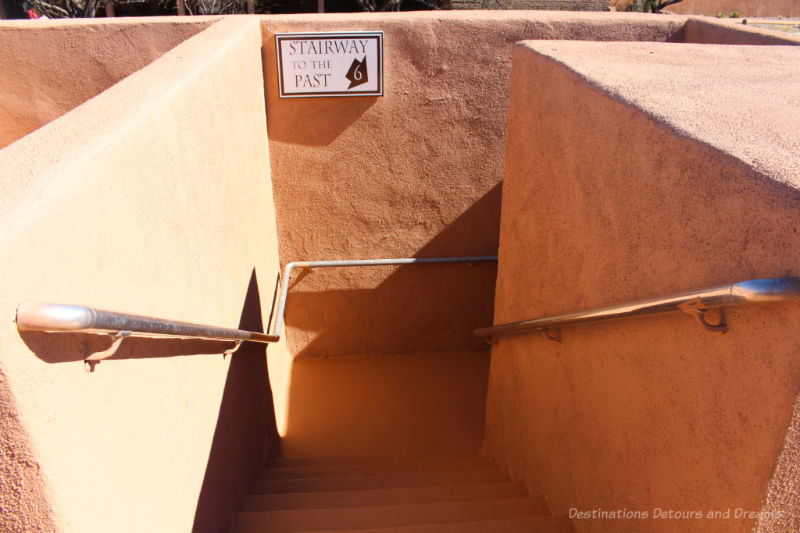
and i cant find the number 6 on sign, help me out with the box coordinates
[346,57,368,88]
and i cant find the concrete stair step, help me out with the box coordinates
[270,450,482,469]
[252,469,507,494]
[243,481,531,511]
[232,498,538,532]
[263,455,494,480]
[302,516,575,532]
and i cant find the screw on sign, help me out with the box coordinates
[346,57,368,89]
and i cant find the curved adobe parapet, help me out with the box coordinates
[682,16,800,44]
[667,0,798,18]
[0,18,215,150]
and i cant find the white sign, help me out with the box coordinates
[275,32,384,98]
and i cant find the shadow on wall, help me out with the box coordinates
[265,95,379,146]
[18,269,280,531]
[192,269,281,533]
[284,351,491,459]
[279,186,502,458]
[283,182,503,359]
[20,272,284,365]
[260,39,379,147]
[20,331,239,364]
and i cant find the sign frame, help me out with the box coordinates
[275,31,384,99]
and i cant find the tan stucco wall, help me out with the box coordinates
[757,394,800,532]
[0,377,57,533]
[260,11,688,361]
[668,0,798,17]
[2,11,792,528]
[0,18,215,150]
[258,10,787,462]
[259,11,695,461]
[682,17,800,44]
[0,18,287,533]
[484,41,800,532]
[282,351,490,459]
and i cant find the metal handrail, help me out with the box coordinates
[15,256,497,369]
[272,256,498,338]
[15,302,279,369]
[16,302,279,343]
[474,277,800,341]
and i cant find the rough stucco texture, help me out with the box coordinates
[681,17,800,45]
[260,11,688,359]
[757,393,800,532]
[0,18,286,533]
[484,41,800,533]
[0,19,214,150]
[668,0,798,17]
[0,371,57,533]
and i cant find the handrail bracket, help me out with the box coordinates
[480,334,497,345]
[678,298,728,333]
[84,331,132,372]
[543,327,563,342]
[223,340,244,359]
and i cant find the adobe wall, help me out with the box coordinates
[0,18,215,150]
[668,0,798,17]
[0,378,56,532]
[282,351,490,459]
[0,18,287,533]
[258,11,797,461]
[2,11,794,528]
[260,11,687,360]
[682,17,800,44]
[484,41,800,532]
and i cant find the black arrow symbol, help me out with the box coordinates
[345,56,368,89]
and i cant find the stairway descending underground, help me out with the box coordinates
[231,451,574,532]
